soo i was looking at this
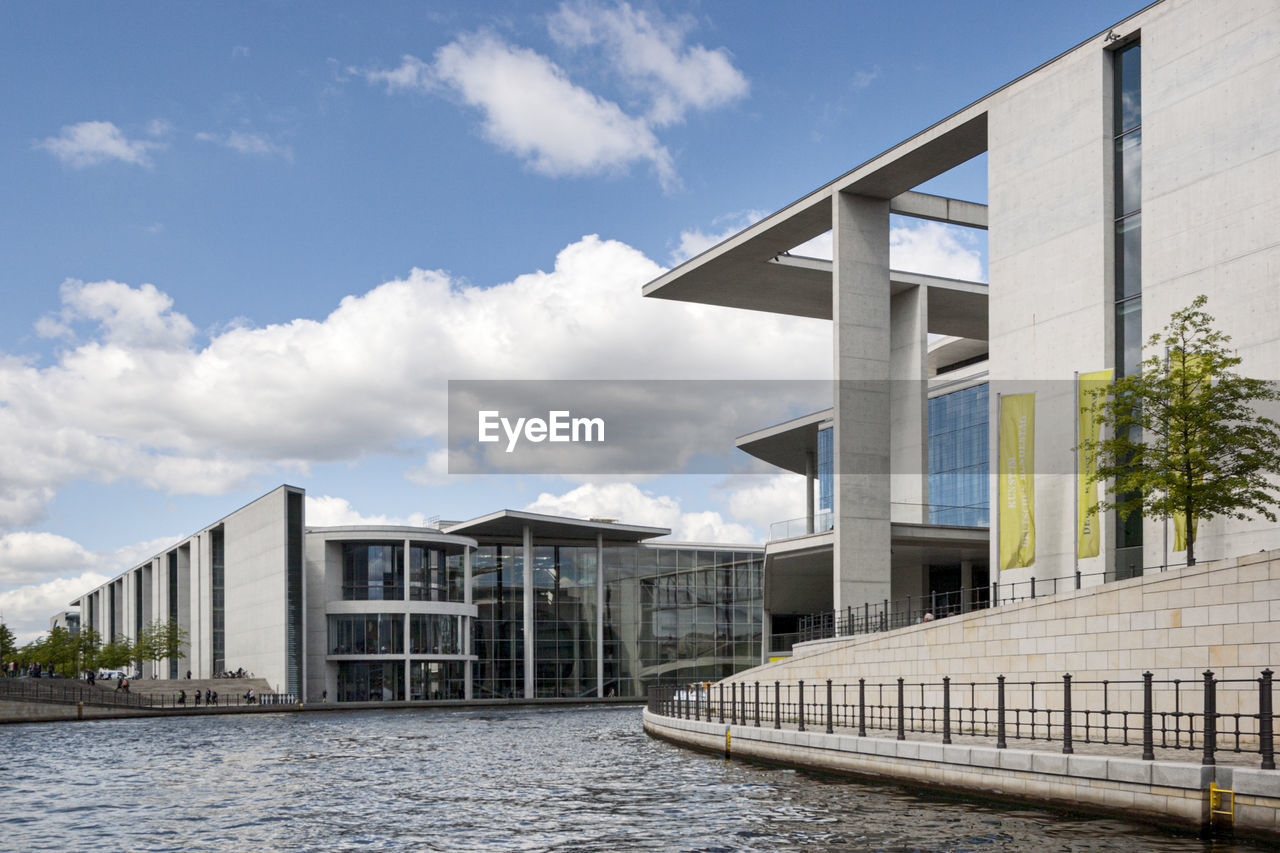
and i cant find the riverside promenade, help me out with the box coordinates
[645,549,1280,838]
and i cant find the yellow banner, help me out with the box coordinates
[1076,369,1113,558]
[1173,513,1193,552]
[999,393,1035,570]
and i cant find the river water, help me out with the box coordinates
[0,705,1269,851]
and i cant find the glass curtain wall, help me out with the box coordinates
[342,543,404,600]
[1113,40,1143,579]
[533,545,597,698]
[928,383,990,526]
[337,661,404,701]
[410,661,466,700]
[328,614,404,655]
[472,544,524,698]
[409,544,465,602]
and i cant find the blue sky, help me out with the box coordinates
[0,0,1150,639]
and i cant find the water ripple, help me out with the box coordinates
[0,706,1266,851]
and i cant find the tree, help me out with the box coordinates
[137,618,188,672]
[1081,295,1280,566]
[0,621,16,668]
[97,635,134,670]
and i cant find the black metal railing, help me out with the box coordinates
[0,678,295,710]
[648,668,1279,770]
[795,562,1197,645]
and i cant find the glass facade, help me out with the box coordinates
[211,528,225,674]
[928,384,990,526]
[533,545,597,698]
[343,543,405,600]
[410,660,465,701]
[472,544,524,698]
[1113,40,1144,577]
[337,661,404,702]
[409,544,465,602]
[817,425,833,518]
[328,613,405,655]
[409,613,463,655]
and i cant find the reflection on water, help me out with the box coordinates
[0,706,1267,851]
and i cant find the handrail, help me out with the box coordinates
[648,668,1279,770]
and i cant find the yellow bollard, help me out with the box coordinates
[725,727,731,759]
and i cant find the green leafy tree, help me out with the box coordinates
[1081,295,1280,566]
[0,621,16,667]
[75,627,103,674]
[138,618,188,672]
[97,635,133,670]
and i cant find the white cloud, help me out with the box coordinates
[1,234,829,530]
[36,121,163,168]
[196,130,293,161]
[433,32,676,189]
[524,482,755,543]
[670,209,766,265]
[0,533,177,643]
[722,473,808,534]
[789,220,987,282]
[548,1,749,126]
[850,67,880,92]
[355,54,433,93]
[304,495,431,529]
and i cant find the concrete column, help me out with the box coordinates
[832,190,893,612]
[890,284,929,524]
[523,524,534,699]
[122,571,134,645]
[805,452,816,534]
[960,560,974,613]
[761,609,772,664]
[596,532,604,698]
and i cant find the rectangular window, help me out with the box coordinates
[286,491,303,695]
[211,528,225,674]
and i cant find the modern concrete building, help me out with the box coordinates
[69,487,763,702]
[644,0,1280,655]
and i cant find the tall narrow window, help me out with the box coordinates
[286,491,304,696]
[211,528,225,674]
[1113,40,1143,579]
[168,551,179,678]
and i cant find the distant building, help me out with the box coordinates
[49,610,79,635]
[68,486,762,701]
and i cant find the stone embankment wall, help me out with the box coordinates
[728,549,1280,720]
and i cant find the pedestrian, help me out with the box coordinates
[178,689,186,706]
[211,690,217,706]
[205,688,211,706]
[322,689,327,703]
[186,670,191,680]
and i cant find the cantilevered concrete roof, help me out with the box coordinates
[443,509,668,542]
[735,409,832,475]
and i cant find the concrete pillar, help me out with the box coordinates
[523,524,534,699]
[890,284,929,524]
[596,532,605,698]
[464,545,473,700]
[832,190,893,612]
[960,560,974,613]
[761,610,772,663]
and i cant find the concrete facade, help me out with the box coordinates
[644,0,1280,634]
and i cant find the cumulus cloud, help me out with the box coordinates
[359,4,746,190]
[722,473,808,535]
[670,209,766,265]
[789,220,987,282]
[524,482,755,543]
[0,234,830,530]
[36,121,164,168]
[548,1,749,126]
[196,130,293,161]
[434,32,676,189]
[304,495,432,529]
[0,533,178,642]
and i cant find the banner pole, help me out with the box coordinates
[995,390,1002,574]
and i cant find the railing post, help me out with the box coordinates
[897,677,906,741]
[1142,671,1155,761]
[798,680,806,731]
[882,600,888,632]
[906,595,912,627]
[845,606,852,637]
[993,581,999,606]
[858,677,866,737]
[1075,569,1082,590]
[719,683,725,724]
[1202,670,1216,766]
[997,675,1007,749]
[826,679,834,734]
[1030,577,1036,599]
[1062,674,1074,755]
[755,681,761,728]
[1260,669,1275,770]
[863,602,869,634]
[774,680,781,729]
[943,676,952,745]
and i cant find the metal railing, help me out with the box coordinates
[796,563,1197,644]
[0,678,296,710]
[647,669,1278,770]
